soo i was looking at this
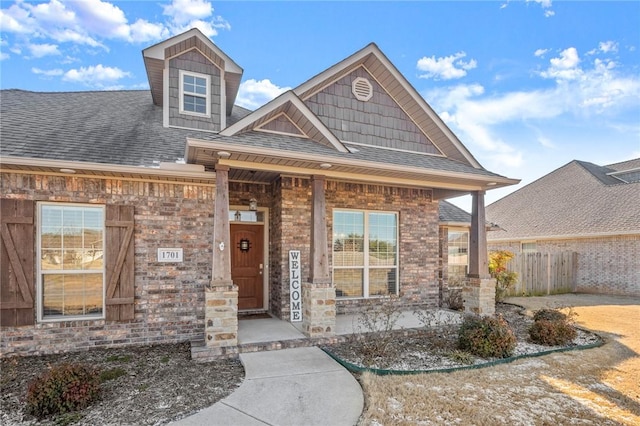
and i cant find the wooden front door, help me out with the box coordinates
[231,223,264,310]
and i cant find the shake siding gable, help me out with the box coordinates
[0,199,35,327]
[168,50,221,131]
[303,67,440,154]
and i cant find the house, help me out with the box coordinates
[0,29,518,357]
[486,159,640,296]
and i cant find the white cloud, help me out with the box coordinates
[423,47,640,169]
[527,0,555,17]
[534,48,549,57]
[417,52,477,80]
[0,52,9,60]
[129,19,169,43]
[28,43,61,58]
[69,0,129,40]
[0,3,34,33]
[32,67,64,76]
[163,0,213,25]
[0,0,230,56]
[236,79,291,110]
[540,47,581,80]
[63,64,131,87]
[29,0,75,25]
[598,41,618,53]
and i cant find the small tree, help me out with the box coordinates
[489,250,518,302]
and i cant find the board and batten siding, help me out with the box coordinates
[168,50,222,131]
[304,67,440,154]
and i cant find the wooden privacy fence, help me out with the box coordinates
[505,252,578,296]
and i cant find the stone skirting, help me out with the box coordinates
[463,277,496,316]
[301,282,336,338]
[205,283,238,348]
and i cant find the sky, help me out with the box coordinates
[1,0,639,211]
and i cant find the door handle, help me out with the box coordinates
[259,263,263,275]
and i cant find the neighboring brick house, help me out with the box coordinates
[486,159,640,296]
[0,28,517,357]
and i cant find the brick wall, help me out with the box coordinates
[325,181,439,314]
[1,172,215,356]
[488,235,640,296]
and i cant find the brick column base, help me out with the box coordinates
[463,277,496,316]
[205,283,238,348]
[301,282,336,338]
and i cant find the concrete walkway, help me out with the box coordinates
[172,346,364,426]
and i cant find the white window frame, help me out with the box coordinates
[447,227,469,281]
[179,70,210,117]
[37,202,106,322]
[332,209,399,299]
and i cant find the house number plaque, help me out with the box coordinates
[158,248,183,263]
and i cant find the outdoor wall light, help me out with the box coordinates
[60,168,76,174]
[217,151,231,159]
[249,198,258,211]
[320,163,332,169]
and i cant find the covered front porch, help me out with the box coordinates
[186,137,515,360]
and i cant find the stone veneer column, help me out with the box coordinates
[205,164,238,349]
[463,190,496,316]
[302,175,336,337]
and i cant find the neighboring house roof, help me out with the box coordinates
[486,159,640,241]
[439,201,472,226]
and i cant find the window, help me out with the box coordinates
[521,242,537,253]
[333,210,397,298]
[448,230,468,283]
[38,204,105,321]
[179,70,210,116]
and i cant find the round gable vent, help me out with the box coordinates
[352,77,373,101]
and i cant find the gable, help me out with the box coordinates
[302,66,441,155]
[256,112,305,137]
[294,44,481,168]
[220,92,348,152]
[168,49,222,131]
[142,28,243,117]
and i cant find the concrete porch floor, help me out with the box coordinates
[238,308,463,346]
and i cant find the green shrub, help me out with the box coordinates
[532,308,567,322]
[529,318,577,346]
[457,315,517,358]
[25,363,100,420]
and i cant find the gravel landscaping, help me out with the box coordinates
[2,295,635,425]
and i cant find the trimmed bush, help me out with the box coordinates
[457,315,517,358]
[533,308,567,323]
[25,363,101,420]
[529,319,577,346]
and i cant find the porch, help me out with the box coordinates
[191,308,463,361]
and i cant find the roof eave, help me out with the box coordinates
[185,137,519,191]
[0,156,215,183]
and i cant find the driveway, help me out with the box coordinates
[358,293,640,425]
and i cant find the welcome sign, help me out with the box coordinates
[289,250,302,322]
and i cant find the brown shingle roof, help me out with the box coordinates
[486,160,640,240]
